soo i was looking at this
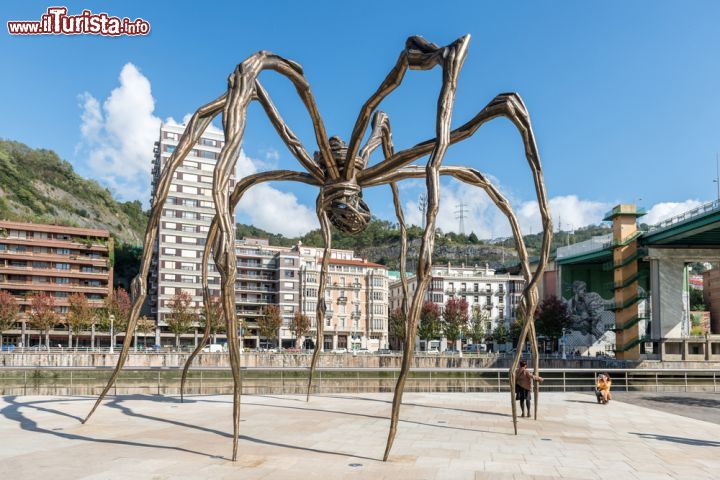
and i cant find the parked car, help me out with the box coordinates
[355,348,371,355]
[202,343,225,353]
[330,348,348,354]
[426,347,440,355]
[463,343,487,354]
[377,348,392,355]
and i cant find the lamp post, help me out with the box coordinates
[109,314,115,354]
[561,327,567,360]
[714,154,720,203]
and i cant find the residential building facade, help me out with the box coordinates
[388,263,525,350]
[148,123,233,345]
[297,244,389,351]
[0,220,113,347]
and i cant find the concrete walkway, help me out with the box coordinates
[1,392,718,479]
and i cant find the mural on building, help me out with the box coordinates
[567,280,608,339]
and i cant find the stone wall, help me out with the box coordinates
[0,352,616,369]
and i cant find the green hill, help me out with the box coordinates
[237,219,612,270]
[0,139,147,244]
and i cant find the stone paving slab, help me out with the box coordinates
[0,392,718,479]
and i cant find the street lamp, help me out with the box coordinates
[109,314,115,354]
[561,327,567,360]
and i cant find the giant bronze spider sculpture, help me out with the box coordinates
[84,34,552,462]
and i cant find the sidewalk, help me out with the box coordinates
[0,392,717,479]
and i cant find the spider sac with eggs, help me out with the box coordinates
[316,136,371,234]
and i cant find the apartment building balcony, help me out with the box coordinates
[237,261,277,270]
[0,280,108,294]
[484,304,493,310]
[235,297,274,305]
[0,250,108,267]
[337,296,348,304]
[237,273,277,281]
[0,236,109,252]
[236,249,276,258]
[348,282,362,290]
[495,290,505,296]
[235,285,277,293]
[0,266,109,280]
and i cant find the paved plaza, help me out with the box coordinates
[1,392,718,479]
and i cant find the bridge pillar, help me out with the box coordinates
[606,204,644,360]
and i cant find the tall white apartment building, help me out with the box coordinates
[388,263,525,349]
[148,123,233,345]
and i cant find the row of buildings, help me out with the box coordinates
[0,123,525,350]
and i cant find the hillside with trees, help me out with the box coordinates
[0,140,147,244]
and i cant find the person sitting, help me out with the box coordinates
[596,373,612,404]
[515,360,543,417]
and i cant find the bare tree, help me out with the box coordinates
[29,293,60,348]
[67,293,94,349]
[289,312,310,349]
[0,291,18,350]
[167,291,197,348]
[258,305,282,349]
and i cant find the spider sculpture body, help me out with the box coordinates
[84,34,552,462]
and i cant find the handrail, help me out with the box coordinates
[645,199,720,234]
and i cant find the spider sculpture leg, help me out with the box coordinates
[212,51,337,461]
[360,111,410,331]
[83,92,227,424]
[179,82,323,401]
[306,193,333,401]
[360,89,552,440]
[379,36,469,463]
[366,165,551,436]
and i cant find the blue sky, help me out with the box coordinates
[2,1,719,237]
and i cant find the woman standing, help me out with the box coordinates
[515,360,544,417]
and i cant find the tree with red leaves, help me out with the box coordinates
[29,292,60,348]
[0,291,19,350]
[443,297,469,350]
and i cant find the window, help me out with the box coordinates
[56,248,70,255]
[283,293,294,301]
[199,138,216,147]
[284,282,294,289]
[284,271,295,278]
[55,263,70,270]
[56,277,70,284]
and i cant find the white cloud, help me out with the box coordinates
[643,200,703,225]
[404,179,510,239]
[77,63,161,201]
[262,148,280,162]
[234,150,318,237]
[518,195,610,235]
[403,178,611,239]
